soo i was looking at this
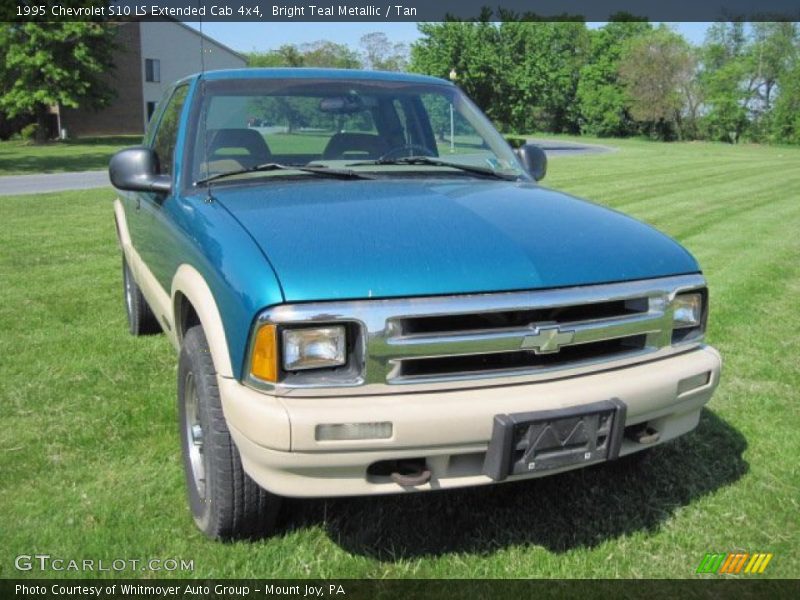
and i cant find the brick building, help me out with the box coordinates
[58,21,245,137]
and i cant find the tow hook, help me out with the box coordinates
[627,424,661,445]
[389,461,432,486]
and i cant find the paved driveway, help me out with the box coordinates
[526,139,614,156]
[0,140,611,196]
[0,170,110,196]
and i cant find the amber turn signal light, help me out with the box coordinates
[251,324,278,382]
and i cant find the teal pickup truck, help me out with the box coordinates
[109,68,721,540]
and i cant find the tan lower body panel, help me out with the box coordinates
[222,345,722,497]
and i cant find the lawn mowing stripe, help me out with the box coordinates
[555,159,793,214]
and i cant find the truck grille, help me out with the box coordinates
[396,335,649,379]
[397,298,648,336]
[250,274,706,396]
[380,295,665,384]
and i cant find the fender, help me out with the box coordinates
[171,264,234,378]
[116,197,276,380]
[116,199,228,375]
[171,266,292,451]
[116,200,291,449]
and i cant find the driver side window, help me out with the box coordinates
[151,85,189,176]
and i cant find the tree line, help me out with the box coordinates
[249,20,800,145]
[1,22,797,144]
[247,32,410,72]
[410,19,799,144]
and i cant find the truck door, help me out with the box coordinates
[126,84,190,308]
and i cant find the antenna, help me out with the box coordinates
[198,3,213,201]
[198,6,207,74]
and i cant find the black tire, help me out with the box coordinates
[178,325,281,540]
[122,256,161,335]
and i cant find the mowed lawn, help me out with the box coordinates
[0,139,798,578]
[0,136,141,176]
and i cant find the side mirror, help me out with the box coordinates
[515,143,547,181]
[109,147,172,193]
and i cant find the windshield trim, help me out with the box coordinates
[192,167,528,191]
[194,162,375,186]
[182,76,527,192]
[344,156,521,181]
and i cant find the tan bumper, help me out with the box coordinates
[219,346,721,497]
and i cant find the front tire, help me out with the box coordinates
[122,256,161,335]
[178,325,281,540]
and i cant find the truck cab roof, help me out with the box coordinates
[180,67,454,87]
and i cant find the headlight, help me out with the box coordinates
[673,292,703,329]
[283,326,346,371]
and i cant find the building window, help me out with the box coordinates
[145,58,160,83]
[146,102,157,122]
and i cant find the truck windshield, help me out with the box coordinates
[190,77,527,184]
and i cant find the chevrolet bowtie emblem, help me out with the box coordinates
[520,326,575,354]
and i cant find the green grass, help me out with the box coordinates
[1,139,798,579]
[0,136,141,176]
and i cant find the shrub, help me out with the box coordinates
[19,122,39,142]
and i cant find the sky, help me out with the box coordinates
[187,22,712,54]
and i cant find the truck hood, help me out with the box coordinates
[211,178,699,302]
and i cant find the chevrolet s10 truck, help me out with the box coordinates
[109,69,721,540]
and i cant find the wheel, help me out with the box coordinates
[178,325,281,540]
[122,256,161,335]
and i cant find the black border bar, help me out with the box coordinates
[3,579,800,600]
[4,1,800,23]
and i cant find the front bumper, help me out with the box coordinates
[220,346,721,497]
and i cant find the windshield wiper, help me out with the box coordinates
[346,156,520,181]
[195,162,373,186]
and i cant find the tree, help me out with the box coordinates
[698,21,754,143]
[247,45,304,67]
[771,62,800,143]
[360,32,409,71]
[0,23,116,142]
[576,19,652,136]
[700,59,751,143]
[410,16,590,133]
[675,45,704,140]
[747,22,799,139]
[411,14,507,126]
[498,20,590,133]
[703,21,748,70]
[299,41,362,68]
[619,27,695,139]
[697,22,799,143]
[247,41,361,69]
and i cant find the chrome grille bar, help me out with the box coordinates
[378,311,669,361]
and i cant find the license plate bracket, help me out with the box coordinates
[483,398,627,481]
